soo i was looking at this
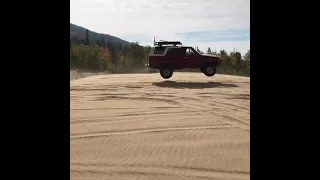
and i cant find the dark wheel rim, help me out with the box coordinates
[206,67,215,74]
[162,69,172,77]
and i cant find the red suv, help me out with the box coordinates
[148,41,222,79]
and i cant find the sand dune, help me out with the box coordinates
[70,73,250,180]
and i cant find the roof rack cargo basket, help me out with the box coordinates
[154,41,182,47]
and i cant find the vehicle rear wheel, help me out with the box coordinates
[160,68,173,79]
[203,65,216,77]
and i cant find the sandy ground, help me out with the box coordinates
[70,72,250,180]
[70,70,111,81]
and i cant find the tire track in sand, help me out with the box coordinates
[71,163,249,180]
[70,124,234,139]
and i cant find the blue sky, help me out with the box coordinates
[70,0,250,54]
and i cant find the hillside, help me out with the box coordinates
[70,23,130,46]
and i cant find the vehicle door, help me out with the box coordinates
[166,48,185,69]
[184,47,202,68]
[174,47,193,68]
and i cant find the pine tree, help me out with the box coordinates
[207,47,212,54]
[85,30,89,46]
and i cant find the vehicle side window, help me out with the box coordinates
[166,48,180,56]
[166,48,172,56]
[181,48,188,56]
[154,47,166,54]
[186,48,199,56]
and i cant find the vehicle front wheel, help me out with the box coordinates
[202,65,216,77]
[160,68,173,79]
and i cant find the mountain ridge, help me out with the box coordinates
[70,23,130,46]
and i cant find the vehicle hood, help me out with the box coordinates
[201,54,219,58]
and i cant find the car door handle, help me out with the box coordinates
[184,57,187,58]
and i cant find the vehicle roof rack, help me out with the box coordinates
[154,40,182,47]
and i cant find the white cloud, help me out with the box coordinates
[70,0,250,54]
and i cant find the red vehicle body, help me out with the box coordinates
[148,41,222,79]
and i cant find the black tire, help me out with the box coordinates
[160,68,173,79]
[202,65,216,77]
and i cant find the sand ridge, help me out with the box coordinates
[70,72,250,180]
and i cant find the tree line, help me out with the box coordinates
[70,30,250,76]
[196,47,250,76]
[70,29,150,73]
